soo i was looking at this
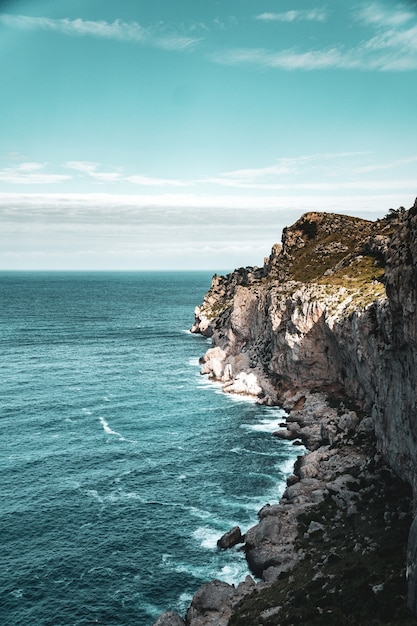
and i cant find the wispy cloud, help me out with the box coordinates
[125,174,193,187]
[213,152,371,185]
[0,13,201,51]
[211,46,352,70]
[65,161,193,187]
[204,152,417,193]
[65,161,122,182]
[357,2,416,27]
[213,2,417,71]
[0,162,71,185]
[256,9,327,23]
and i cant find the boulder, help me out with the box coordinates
[217,526,244,549]
[152,611,185,626]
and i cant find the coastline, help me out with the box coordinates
[154,203,417,625]
[154,383,414,626]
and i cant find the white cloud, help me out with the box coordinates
[0,190,413,215]
[0,162,71,185]
[357,3,415,27]
[210,152,374,186]
[0,13,201,52]
[210,46,356,70]
[213,2,417,71]
[65,161,122,182]
[125,174,194,187]
[65,161,192,187]
[256,9,327,23]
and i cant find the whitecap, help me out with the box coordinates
[99,417,126,441]
[192,526,221,550]
[81,408,92,415]
[187,506,214,521]
[188,358,200,366]
[173,555,249,587]
[240,418,285,433]
[227,393,258,404]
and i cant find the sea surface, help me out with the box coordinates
[0,272,301,626]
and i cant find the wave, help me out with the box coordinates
[170,553,249,588]
[192,526,221,550]
[240,417,285,433]
[99,416,124,439]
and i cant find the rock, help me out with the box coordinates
[307,520,325,535]
[186,580,237,626]
[217,526,244,549]
[152,612,185,626]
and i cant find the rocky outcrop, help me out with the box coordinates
[191,205,417,493]
[156,201,417,624]
[217,526,244,550]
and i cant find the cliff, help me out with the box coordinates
[155,200,417,625]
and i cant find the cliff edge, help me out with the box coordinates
[156,200,417,625]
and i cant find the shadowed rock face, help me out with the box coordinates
[190,201,417,615]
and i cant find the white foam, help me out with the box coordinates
[99,417,126,441]
[81,408,92,415]
[218,562,249,586]
[178,592,193,612]
[86,489,103,504]
[227,392,258,404]
[241,418,284,433]
[193,526,221,550]
[188,358,200,366]
[187,506,215,521]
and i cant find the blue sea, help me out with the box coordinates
[0,272,301,626]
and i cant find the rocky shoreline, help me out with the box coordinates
[154,202,417,625]
[154,390,415,625]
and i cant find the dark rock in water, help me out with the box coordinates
[152,611,185,625]
[217,526,244,549]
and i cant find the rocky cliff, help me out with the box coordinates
[193,204,417,492]
[155,200,417,625]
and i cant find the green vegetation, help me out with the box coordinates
[300,219,319,240]
[203,299,232,320]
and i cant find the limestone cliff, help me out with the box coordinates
[155,201,417,625]
[190,201,417,617]
[192,207,416,480]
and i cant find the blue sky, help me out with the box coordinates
[1,0,417,270]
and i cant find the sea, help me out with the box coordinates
[0,271,302,626]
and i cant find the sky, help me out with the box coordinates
[1,0,417,271]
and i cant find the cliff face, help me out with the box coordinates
[190,200,417,616]
[193,205,417,486]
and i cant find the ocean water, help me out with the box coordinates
[0,272,301,626]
